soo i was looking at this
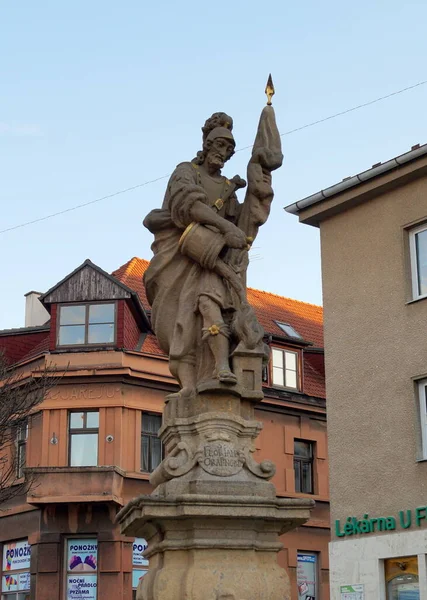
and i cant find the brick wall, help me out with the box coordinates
[0,331,49,365]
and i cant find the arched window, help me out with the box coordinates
[385,557,419,600]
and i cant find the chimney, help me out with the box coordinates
[24,292,49,327]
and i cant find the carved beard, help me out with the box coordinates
[206,151,225,171]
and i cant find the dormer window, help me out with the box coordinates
[58,303,116,346]
[271,347,299,390]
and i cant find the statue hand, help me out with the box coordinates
[223,227,247,249]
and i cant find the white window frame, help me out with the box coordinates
[418,380,427,459]
[409,223,427,300]
[271,348,299,390]
[68,411,99,467]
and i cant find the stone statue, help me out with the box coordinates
[143,80,283,400]
[118,78,314,600]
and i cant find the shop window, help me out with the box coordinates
[297,552,318,600]
[66,539,97,599]
[132,538,149,598]
[385,556,419,600]
[141,413,163,473]
[69,411,99,467]
[271,348,299,390]
[58,303,116,346]
[294,440,314,494]
[1,539,31,600]
[16,423,28,479]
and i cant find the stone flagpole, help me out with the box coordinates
[117,77,313,600]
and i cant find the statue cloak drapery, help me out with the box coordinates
[143,161,241,376]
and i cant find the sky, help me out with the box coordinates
[1,0,427,329]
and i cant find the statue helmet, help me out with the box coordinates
[205,126,235,146]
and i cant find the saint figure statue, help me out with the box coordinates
[144,97,282,400]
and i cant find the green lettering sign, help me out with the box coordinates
[335,507,427,537]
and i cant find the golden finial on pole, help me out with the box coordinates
[265,73,275,106]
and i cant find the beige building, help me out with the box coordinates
[286,143,427,600]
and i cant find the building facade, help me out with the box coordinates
[287,143,427,600]
[0,257,329,600]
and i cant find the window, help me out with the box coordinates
[262,365,268,383]
[417,381,427,459]
[418,381,427,457]
[16,423,28,479]
[1,539,31,600]
[271,348,298,389]
[66,539,97,599]
[385,556,419,600]
[58,303,115,346]
[297,552,318,600]
[141,413,162,473]
[69,411,99,467]
[132,538,149,598]
[294,440,314,494]
[409,223,427,300]
[275,321,302,339]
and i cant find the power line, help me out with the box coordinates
[0,175,171,234]
[2,78,427,236]
[235,78,427,153]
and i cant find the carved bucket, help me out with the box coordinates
[178,222,225,270]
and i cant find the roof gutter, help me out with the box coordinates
[285,143,427,215]
[267,333,313,348]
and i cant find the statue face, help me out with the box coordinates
[205,137,235,171]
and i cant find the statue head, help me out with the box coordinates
[203,126,235,172]
[193,113,235,167]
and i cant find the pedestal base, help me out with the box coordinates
[118,493,313,600]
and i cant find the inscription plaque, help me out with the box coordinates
[200,442,244,477]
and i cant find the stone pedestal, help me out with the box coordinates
[117,348,313,599]
[119,495,312,600]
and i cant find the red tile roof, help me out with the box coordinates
[247,288,323,348]
[113,257,325,398]
[112,257,149,308]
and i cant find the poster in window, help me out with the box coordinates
[297,553,317,600]
[67,540,97,572]
[66,574,97,599]
[2,575,19,593]
[2,540,31,572]
[18,572,30,591]
[133,538,149,567]
[132,569,148,589]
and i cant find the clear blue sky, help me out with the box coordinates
[1,0,427,329]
